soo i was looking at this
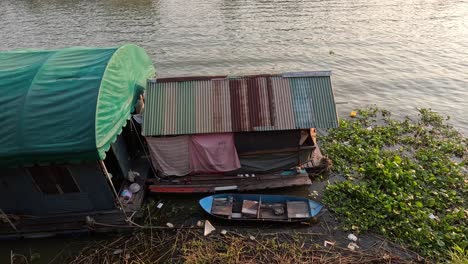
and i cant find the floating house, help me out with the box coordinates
[0,43,339,237]
[0,45,155,238]
[142,72,339,193]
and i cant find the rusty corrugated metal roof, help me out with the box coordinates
[143,71,338,136]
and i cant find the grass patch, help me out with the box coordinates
[65,230,412,264]
[448,245,468,264]
[321,107,467,260]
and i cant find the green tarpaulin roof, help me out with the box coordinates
[0,44,155,167]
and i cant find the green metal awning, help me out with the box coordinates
[0,44,155,167]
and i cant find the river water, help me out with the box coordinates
[0,0,467,262]
[1,0,467,132]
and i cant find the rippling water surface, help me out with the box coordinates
[1,0,467,132]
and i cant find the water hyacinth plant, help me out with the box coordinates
[321,107,467,260]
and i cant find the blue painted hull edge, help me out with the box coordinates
[199,193,323,222]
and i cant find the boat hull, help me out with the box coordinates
[199,193,323,223]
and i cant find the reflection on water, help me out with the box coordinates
[0,0,467,132]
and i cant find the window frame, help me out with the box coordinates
[26,165,81,195]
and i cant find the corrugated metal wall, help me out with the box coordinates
[143,71,338,136]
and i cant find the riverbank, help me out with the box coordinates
[64,227,417,263]
[7,107,467,264]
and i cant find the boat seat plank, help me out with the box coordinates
[231,213,242,218]
[211,198,233,216]
[287,201,310,218]
[241,200,259,217]
[260,208,288,219]
[259,203,287,219]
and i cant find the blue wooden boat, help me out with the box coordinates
[199,194,323,222]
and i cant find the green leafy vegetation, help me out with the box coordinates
[321,107,467,260]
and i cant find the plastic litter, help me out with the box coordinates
[112,249,123,255]
[120,189,132,201]
[196,220,204,227]
[204,220,215,236]
[129,183,141,193]
[249,236,256,240]
[221,229,228,235]
[156,203,164,209]
[166,222,174,228]
[127,171,136,182]
[347,242,359,251]
[428,213,439,220]
[309,190,319,198]
[347,233,358,241]
[324,240,335,247]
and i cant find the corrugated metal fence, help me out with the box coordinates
[143,71,338,136]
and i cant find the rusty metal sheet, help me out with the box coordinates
[143,71,338,136]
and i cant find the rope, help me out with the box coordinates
[89,219,203,230]
[0,208,17,232]
[130,118,162,180]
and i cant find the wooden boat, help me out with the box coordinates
[199,194,323,222]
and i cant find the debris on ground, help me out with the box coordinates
[203,220,215,236]
[347,242,360,251]
[347,233,358,242]
[112,249,123,255]
[66,230,415,264]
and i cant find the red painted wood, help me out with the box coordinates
[148,186,212,193]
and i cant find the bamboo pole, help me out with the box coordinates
[0,208,17,232]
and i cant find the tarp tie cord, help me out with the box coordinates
[130,119,164,180]
[98,161,147,228]
[0,208,18,232]
[97,120,165,229]
[99,160,128,219]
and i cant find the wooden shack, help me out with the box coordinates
[142,71,339,193]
